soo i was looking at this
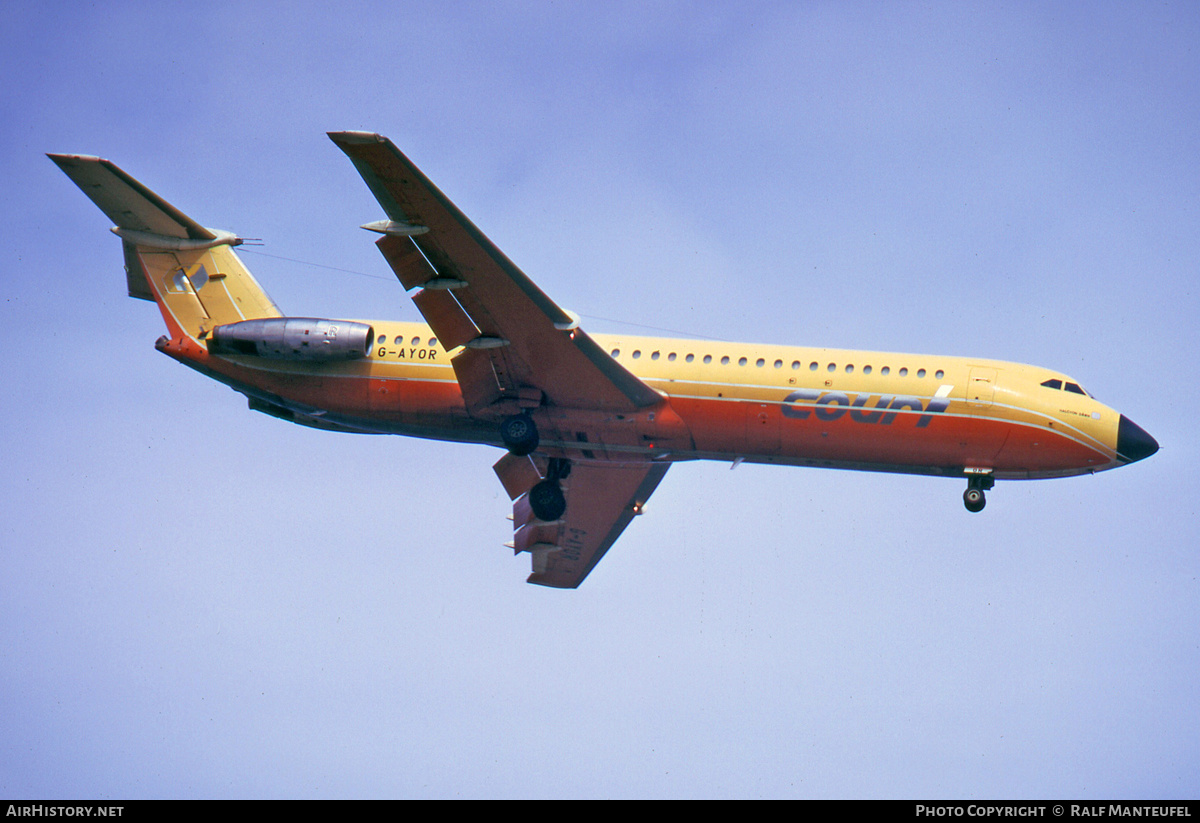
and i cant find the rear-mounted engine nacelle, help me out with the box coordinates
[208,318,374,361]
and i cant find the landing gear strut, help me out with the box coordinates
[528,458,571,522]
[500,413,539,456]
[962,472,994,513]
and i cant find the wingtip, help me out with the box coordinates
[47,152,106,166]
[327,131,387,146]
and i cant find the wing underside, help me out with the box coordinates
[495,454,669,588]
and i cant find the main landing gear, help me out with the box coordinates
[529,458,570,522]
[500,413,539,456]
[499,413,567,521]
[963,472,995,513]
[501,412,566,523]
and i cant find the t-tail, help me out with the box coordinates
[48,154,282,341]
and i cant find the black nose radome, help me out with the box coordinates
[1117,415,1159,464]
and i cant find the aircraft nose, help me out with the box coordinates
[1117,415,1159,464]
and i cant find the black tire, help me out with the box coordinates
[528,480,566,522]
[500,414,538,456]
[963,488,986,513]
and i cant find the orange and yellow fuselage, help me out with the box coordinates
[158,319,1131,481]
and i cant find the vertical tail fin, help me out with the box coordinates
[49,154,281,340]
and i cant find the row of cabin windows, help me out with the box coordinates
[609,348,944,380]
[378,335,438,347]
[372,336,944,382]
[1041,378,1090,397]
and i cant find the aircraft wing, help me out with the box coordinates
[329,131,661,415]
[495,454,670,588]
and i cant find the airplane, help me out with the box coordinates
[49,132,1160,588]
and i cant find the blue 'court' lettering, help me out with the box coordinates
[783,387,952,427]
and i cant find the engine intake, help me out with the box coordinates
[208,318,374,362]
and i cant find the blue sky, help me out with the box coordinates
[2,1,1197,798]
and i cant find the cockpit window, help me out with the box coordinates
[1041,377,1092,397]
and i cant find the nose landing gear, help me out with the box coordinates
[963,487,986,512]
[963,471,994,513]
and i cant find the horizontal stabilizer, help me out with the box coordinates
[48,154,216,241]
[52,152,281,332]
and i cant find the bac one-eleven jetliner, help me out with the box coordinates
[50,132,1159,588]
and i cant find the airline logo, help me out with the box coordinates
[782,385,954,428]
